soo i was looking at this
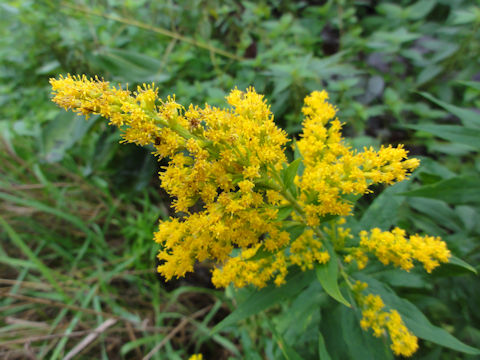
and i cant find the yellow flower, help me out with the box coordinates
[354,285,418,357]
[50,75,434,290]
[296,91,419,220]
[359,227,450,272]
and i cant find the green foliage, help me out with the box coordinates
[1,0,480,358]
[316,245,350,308]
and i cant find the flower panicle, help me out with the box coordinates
[358,227,451,272]
[50,73,164,146]
[353,282,418,357]
[296,91,420,226]
[49,75,444,295]
[49,74,453,356]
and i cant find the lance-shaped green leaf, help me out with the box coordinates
[316,242,350,307]
[401,176,480,205]
[276,205,294,221]
[282,158,302,196]
[445,255,477,275]
[318,332,333,360]
[418,91,480,128]
[212,269,314,332]
[407,124,480,150]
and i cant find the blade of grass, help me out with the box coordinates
[0,216,69,300]
[49,285,98,360]
[3,243,45,308]
[0,255,36,269]
[0,192,92,235]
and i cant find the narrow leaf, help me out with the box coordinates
[418,91,480,128]
[448,255,477,275]
[276,205,293,221]
[316,246,350,307]
[282,158,301,196]
[318,332,333,360]
[407,124,480,149]
[0,216,68,299]
[401,176,480,204]
[213,270,314,332]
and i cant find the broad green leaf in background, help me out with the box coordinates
[213,269,315,332]
[41,112,98,163]
[374,269,428,289]
[455,205,480,233]
[276,281,325,339]
[267,320,304,360]
[416,65,442,87]
[407,197,464,233]
[452,7,480,25]
[414,157,456,180]
[360,181,409,231]
[417,91,480,129]
[320,304,392,360]
[458,80,480,91]
[406,0,436,20]
[401,176,480,205]
[407,124,480,150]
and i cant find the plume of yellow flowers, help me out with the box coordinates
[297,91,420,225]
[357,227,451,272]
[50,74,452,357]
[353,281,418,357]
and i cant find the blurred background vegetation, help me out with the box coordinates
[1,0,479,359]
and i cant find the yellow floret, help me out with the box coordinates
[356,291,418,357]
[359,227,450,272]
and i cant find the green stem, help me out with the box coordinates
[339,261,354,290]
[146,110,194,140]
[265,164,328,241]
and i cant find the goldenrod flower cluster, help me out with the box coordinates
[353,282,418,357]
[297,91,419,226]
[50,74,161,146]
[358,227,451,272]
[49,75,443,288]
[50,74,453,357]
[188,354,203,360]
[52,75,294,287]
